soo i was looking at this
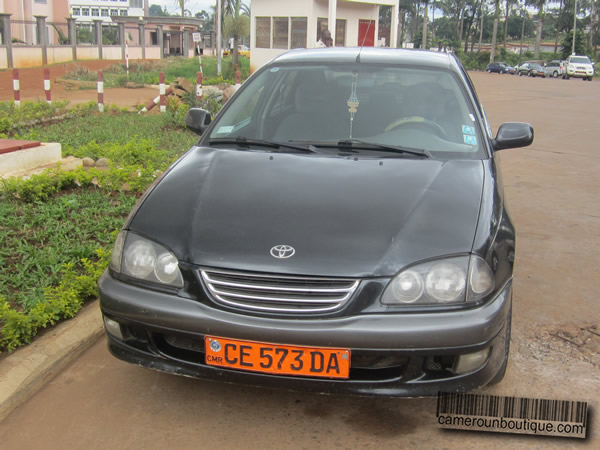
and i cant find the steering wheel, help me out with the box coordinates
[385,116,447,139]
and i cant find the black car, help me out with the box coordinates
[486,62,509,74]
[99,48,533,397]
[518,62,547,78]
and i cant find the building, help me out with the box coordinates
[0,0,69,45]
[69,0,145,24]
[250,0,399,71]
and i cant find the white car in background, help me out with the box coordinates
[563,55,595,81]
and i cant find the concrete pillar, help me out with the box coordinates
[139,22,146,59]
[328,0,337,44]
[67,18,77,61]
[119,23,126,59]
[93,20,103,59]
[157,25,164,59]
[390,4,398,48]
[183,29,190,58]
[0,14,13,68]
[35,16,48,66]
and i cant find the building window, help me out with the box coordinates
[72,7,81,16]
[34,0,47,3]
[272,17,288,49]
[317,18,327,41]
[91,8,100,17]
[110,9,119,16]
[81,8,90,16]
[290,17,307,49]
[120,9,128,16]
[101,8,109,17]
[130,0,143,7]
[335,19,346,47]
[256,17,270,48]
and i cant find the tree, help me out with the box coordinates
[223,1,250,68]
[149,4,169,16]
[527,0,547,58]
[490,0,501,63]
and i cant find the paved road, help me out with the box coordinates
[1,72,599,448]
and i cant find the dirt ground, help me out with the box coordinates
[0,60,158,109]
[0,71,598,448]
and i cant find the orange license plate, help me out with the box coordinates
[204,336,350,379]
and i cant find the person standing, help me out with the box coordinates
[316,29,333,48]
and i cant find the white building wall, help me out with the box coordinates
[251,0,392,72]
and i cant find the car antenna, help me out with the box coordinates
[356,12,375,63]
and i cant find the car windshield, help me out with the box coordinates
[571,56,591,64]
[207,63,485,159]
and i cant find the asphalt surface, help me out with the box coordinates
[0,71,599,448]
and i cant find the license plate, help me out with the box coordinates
[204,336,351,379]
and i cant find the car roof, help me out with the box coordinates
[270,47,459,71]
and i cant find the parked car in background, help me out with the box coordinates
[563,55,594,81]
[518,63,546,78]
[486,62,514,74]
[100,47,534,397]
[224,44,250,58]
[544,61,562,78]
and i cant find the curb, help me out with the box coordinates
[0,300,104,421]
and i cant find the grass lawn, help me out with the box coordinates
[0,106,199,352]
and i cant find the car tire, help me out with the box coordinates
[566,74,570,80]
[589,77,593,82]
[487,304,512,385]
[487,69,491,73]
[553,71,558,77]
[519,72,523,76]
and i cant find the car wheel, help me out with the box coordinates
[519,72,523,76]
[553,71,558,77]
[566,74,570,80]
[487,304,512,385]
[589,77,593,82]
[487,69,491,73]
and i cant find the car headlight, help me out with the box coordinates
[110,231,184,288]
[381,255,494,306]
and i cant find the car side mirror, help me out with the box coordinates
[493,122,534,151]
[185,108,212,135]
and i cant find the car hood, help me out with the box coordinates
[129,147,484,277]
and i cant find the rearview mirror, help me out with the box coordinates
[493,122,534,151]
[185,108,212,135]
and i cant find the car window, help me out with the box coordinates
[209,63,486,159]
[570,56,591,64]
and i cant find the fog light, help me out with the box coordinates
[453,348,490,374]
[103,316,124,340]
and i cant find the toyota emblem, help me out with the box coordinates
[270,245,295,259]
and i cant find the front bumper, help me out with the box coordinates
[99,271,512,397]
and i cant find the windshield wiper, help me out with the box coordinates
[335,139,430,158]
[208,137,319,153]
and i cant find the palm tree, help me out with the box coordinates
[527,0,547,58]
[224,0,250,69]
[490,0,501,63]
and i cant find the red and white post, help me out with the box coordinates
[97,71,104,112]
[159,72,166,113]
[196,71,203,103]
[43,69,51,104]
[13,69,20,107]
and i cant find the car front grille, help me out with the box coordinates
[199,269,359,313]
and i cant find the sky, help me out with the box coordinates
[150,1,219,16]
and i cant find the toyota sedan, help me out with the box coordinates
[99,48,533,397]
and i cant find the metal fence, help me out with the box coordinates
[48,21,70,45]
[10,20,37,45]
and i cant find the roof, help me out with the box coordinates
[270,47,458,70]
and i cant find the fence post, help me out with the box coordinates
[139,20,146,59]
[97,71,104,112]
[157,25,164,59]
[0,13,13,68]
[196,72,203,103]
[118,23,126,60]
[159,72,166,113]
[44,69,51,104]
[13,69,20,107]
[35,16,48,66]
[67,17,77,61]
[93,20,103,60]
